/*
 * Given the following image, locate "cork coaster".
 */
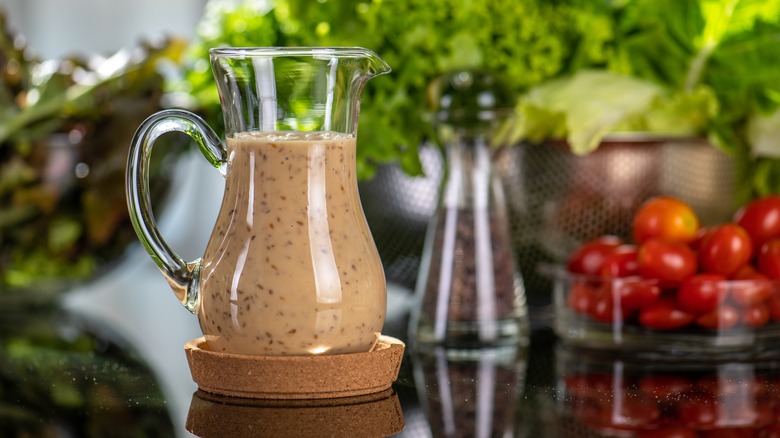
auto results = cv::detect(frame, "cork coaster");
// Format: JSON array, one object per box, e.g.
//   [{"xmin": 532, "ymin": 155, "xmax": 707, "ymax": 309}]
[
  {"xmin": 184, "ymin": 335, "xmax": 405, "ymax": 399},
  {"xmin": 186, "ymin": 388, "xmax": 405, "ymax": 437}
]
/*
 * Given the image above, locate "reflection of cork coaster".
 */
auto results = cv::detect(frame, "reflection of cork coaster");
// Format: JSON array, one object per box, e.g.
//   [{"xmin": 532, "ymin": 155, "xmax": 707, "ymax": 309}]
[
  {"xmin": 186, "ymin": 388, "xmax": 405, "ymax": 437},
  {"xmin": 184, "ymin": 335, "xmax": 405, "ymax": 399}
]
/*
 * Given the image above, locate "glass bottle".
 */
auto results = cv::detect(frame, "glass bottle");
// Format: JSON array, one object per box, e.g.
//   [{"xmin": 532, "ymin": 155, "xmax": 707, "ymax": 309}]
[{"xmin": 410, "ymin": 71, "xmax": 528, "ymax": 346}]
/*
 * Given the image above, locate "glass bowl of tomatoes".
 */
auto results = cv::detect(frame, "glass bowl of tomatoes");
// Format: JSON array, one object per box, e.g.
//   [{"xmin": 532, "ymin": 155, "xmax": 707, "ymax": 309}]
[{"xmin": 552, "ymin": 195, "xmax": 780, "ymax": 355}]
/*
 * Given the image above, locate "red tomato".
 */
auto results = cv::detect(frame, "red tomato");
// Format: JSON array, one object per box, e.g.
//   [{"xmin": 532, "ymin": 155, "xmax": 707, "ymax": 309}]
[
  {"xmin": 757, "ymin": 238, "xmax": 780, "ymax": 280},
  {"xmin": 769, "ymin": 294, "xmax": 780, "ymax": 320},
  {"xmin": 637, "ymin": 429, "xmax": 697, "ymax": 438},
  {"xmin": 734, "ymin": 195, "xmax": 780, "ymax": 251},
  {"xmin": 590, "ymin": 288, "xmax": 620, "ymax": 323},
  {"xmin": 729, "ymin": 267, "xmax": 773, "ymax": 306},
  {"xmin": 639, "ymin": 298, "xmax": 696, "ymax": 330},
  {"xmin": 637, "ymin": 239, "xmax": 698, "ymax": 286},
  {"xmin": 742, "ymin": 303, "xmax": 770, "ymax": 328},
  {"xmin": 568, "ymin": 281, "xmax": 597, "ymax": 314},
  {"xmin": 633, "ymin": 196, "xmax": 700, "ymax": 244},
  {"xmin": 677, "ymin": 274, "xmax": 728, "ymax": 314},
  {"xmin": 567, "ymin": 236, "xmax": 623, "ymax": 276},
  {"xmin": 600, "ymin": 245, "xmax": 639, "ymax": 278},
  {"xmin": 698, "ymin": 223, "xmax": 753, "ymax": 276},
  {"xmin": 696, "ymin": 304, "xmax": 739, "ymax": 330},
  {"xmin": 610, "ymin": 277, "xmax": 661, "ymax": 313}
]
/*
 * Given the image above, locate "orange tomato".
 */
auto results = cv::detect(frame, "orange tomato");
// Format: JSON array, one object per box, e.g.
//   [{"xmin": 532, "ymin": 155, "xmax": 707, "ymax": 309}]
[{"xmin": 633, "ymin": 196, "xmax": 700, "ymax": 244}]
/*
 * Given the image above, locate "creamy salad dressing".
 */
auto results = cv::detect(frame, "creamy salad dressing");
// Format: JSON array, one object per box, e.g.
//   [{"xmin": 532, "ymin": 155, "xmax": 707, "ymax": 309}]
[{"xmin": 197, "ymin": 131, "xmax": 386, "ymax": 356}]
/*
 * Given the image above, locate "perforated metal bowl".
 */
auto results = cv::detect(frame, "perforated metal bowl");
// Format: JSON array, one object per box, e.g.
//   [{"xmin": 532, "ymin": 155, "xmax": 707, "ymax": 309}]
[{"xmin": 359, "ymin": 136, "xmax": 737, "ymax": 307}]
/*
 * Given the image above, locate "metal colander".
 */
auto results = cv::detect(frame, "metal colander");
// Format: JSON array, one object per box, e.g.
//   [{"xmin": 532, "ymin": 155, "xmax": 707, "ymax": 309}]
[{"xmin": 359, "ymin": 137, "xmax": 736, "ymax": 306}]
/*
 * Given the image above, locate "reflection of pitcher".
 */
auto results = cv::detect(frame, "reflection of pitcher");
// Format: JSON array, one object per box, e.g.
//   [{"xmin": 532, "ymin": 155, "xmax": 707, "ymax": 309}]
[{"xmin": 126, "ymin": 48, "xmax": 391, "ymax": 356}]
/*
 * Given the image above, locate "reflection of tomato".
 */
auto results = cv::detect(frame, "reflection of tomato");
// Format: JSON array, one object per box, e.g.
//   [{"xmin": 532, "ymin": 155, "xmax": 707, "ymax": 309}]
[
  {"xmin": 638, "ymin": 375, "xmax": 693, "ymax": 401},
  {"xmin": 734, "ymin": 195, "xmax": 780, "ymax": 251},
  {"xmin": 596, "ymin": 394, "xmax": 660, "ymax": 428},
  {"xmin": 696, "ymin": 304, "xmax": 739, "ymax": 330},
  {"xmin": 698, "ymin": 224, "xmax": 753, "ymax": 276},
  {"xmin": 758, "ymin": 238, "xmax": 780, "ymax": 280},
  {"xmin": 600, "ymin": 245, "xmax": 639, "ymax": 278},
  {"xmin": 677, "ymin": 396, "xmax": 718, "ymax": 428},
  {"xmin": 638, "ymin": 239, "xmax": 697, "ymax": 286},
  {"xmin": 637, "ymin": 429, "xmax": 696, "ymax": 438},
  {"xmin": 633, "ymin": 196, "xmax": 700, "ymax": 244},
  {"xmin": 677, "ymin": 274, "xmax": 728, "ymax": 314},
  {"xmin": 567, "ymin": 236, "xmax": 623, "ymax": 275},
  {"xmin": 639, "ymin": 298, "xmax": 696, "ymax": 330},
  {"xmin": 730, "ymin": 266, "xmax": 773, "ymax": 306}
]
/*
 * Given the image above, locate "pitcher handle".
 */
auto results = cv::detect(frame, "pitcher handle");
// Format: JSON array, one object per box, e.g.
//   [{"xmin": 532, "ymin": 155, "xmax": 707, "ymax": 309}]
[{"xmin": 126, "ymin": 109, "xmax": 227, "ymax": 313}]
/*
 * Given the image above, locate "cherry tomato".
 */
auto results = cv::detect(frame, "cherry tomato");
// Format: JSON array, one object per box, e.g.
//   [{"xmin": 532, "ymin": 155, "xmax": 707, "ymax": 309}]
[
  {"xmin": 567, "ymin": 236, "xmax": 623, "ymax": 276},
  {"xmin": 677, "ymin": 274, "xmax": 728, "ymax": 314},
  {"xmin": 633, "ymin": 196, "xmax": 700, "ymax": 244},
  {"xmin": 637, "ymin": 429, "xmax": 696, "ymax": 438},
  {"xmin": 568, "ymin": 281, "xmax": 597, "ymax": 314},
  {"xmin": 639, "ymin": 298, "xmax": 696, "ymax": 330},
  {"xmin": 637, "ymin": 239, "xmax": 697, "ymax": 286},
  {"xmin": 729, "ymin": 266, "xmax": 773, "ymax": 306},
  {"xmin": 757, "ymin": 238, "xmax": 780, "ymax": 280},
  {"xmin": 696, "ymin": 304, "xmax": 739, "ymax": 330},
  {"xmin": 590, "ymin": 287, "xmax": 620, "ymax": 323},
  {"xmin": 698, "ymin": 223, "xmax": 753, "ymax": 277},
  {"xmin": 769, "ymin": 294, "xmax": 780, "ymax": 320},
  {"xmin": 741, "ymin": 303, "xmax": 770, "ymax": 328},
  {"xmin": 600, "ymin": 245, "xmax": 639, "ymax": 278},
  {"xmin": 734, "ymin": 195, "xmax": 780, "ymax": 251},
  {"xmin": 610, "ymin": 277, "xmax": 661, "ymax": 313}
]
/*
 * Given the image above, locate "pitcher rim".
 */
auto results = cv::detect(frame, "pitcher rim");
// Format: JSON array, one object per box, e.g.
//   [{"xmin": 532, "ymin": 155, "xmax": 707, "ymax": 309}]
[{"xmin": 210, "ymin": 46, "xmax": 381, "ymax": 60}]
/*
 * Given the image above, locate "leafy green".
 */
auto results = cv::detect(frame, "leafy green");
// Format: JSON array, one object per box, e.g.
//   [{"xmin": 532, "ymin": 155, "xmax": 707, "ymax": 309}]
[
  {"xmin": 0, "ymin": 13, "xmax": 187, "ymax": 291},
  {"xmin": 501, "ymin": 0, "xmax": 780, "ymax": 196},
  {"xmin": 178, "ymin": 0, "xmax": 615, "ymax": 178}
]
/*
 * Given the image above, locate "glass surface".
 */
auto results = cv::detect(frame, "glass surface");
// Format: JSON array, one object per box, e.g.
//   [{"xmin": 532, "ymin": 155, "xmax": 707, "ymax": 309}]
[
  {"xmin": 0, "ymin": 296, "xmax": 174, "ymax": 436},
  {"xmin": 8, "ymin": 296, "xmax": 780, "ymax": 437}
]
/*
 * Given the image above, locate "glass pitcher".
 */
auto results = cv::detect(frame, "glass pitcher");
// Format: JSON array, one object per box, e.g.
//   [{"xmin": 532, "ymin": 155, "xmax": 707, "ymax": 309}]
[{"xmin": 126, "ymin": 47, "xmax": 391, "ymax": 356}]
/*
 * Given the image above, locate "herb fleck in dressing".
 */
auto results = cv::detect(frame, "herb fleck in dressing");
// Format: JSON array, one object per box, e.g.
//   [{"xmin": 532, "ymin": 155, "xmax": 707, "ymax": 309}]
[{"xmin": 198, "ymin": 132, "xmax": 386, "ymax": 356}]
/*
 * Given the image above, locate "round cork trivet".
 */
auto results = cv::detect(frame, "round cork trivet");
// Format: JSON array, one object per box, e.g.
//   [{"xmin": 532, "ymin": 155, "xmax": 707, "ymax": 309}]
[
  {"xmin": 184, "ymin": 335, "xmax": 405, "ymax": 399},
  {"xmin": 185, "ymin": 388, "xmax": 405, "ymax": 437}
]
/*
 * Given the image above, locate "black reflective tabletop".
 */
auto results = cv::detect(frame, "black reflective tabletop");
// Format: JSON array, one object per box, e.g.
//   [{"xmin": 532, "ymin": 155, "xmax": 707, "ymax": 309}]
[{"xmin": 5, "ymin": 298, "xmax": 780, "ymax": 438}]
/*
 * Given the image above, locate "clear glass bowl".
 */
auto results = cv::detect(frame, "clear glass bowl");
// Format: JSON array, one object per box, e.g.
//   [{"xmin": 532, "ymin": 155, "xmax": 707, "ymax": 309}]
[{"xmin": 551, "ymin": 267, "xmax": 780, "ymax": 356}]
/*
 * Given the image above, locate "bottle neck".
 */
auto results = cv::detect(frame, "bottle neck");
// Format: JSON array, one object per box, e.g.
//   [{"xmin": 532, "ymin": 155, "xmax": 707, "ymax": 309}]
[{"xmin": 439, "ymin": 131, "xmax": 501, "ymax": 211}]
